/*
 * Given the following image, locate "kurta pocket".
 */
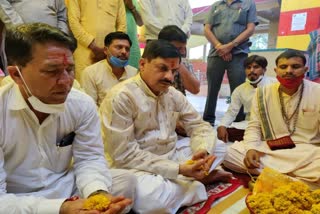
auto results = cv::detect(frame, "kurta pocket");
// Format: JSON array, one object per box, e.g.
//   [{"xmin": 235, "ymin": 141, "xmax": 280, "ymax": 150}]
[
  {"xmin": 210, "ymin": 9, "xmax": 222, "ymax": 27},
  {"xmin": 234, "ymin": 9, "xmax": 247, "ymax": 25}
]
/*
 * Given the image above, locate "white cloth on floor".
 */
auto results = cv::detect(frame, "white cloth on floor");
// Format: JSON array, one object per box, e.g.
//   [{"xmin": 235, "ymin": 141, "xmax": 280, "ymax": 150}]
[{"xmin": 133, "ymin": 139, "xmax": 226, "ymax": 214}]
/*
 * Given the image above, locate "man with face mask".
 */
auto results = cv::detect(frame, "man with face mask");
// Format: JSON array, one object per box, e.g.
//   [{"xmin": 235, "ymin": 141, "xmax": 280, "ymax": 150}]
[
  {"xmin": 81, "ymin": 32, "xmax": 138, "ymax": 106},
  {"xmin": 223, "ymin": 49, "xmax": 320, "ymax": 186},
  {"xmin": 100, "ymin": 40, "xmax": 232, "ymax": 213},
  {"xmin": 0, "ymin": 23, "xmax": 135, "ymax": 213},
  {"xmin": 217, "ymin": 55, "xmax": 276, "ymax": 143}
]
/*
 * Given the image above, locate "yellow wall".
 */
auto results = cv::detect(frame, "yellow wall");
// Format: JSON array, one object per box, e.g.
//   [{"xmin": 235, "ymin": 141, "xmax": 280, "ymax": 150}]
[
  {"xmin": 277, "ymin": 0, "xmax": 319, "ymax": 50},
  {"xmin": 281, "ymin": 0, "xmax": 320, "ymax": 12},
  {"xmin": 277, "ymin": 35, "xmax": 311, "ymax": 51}
]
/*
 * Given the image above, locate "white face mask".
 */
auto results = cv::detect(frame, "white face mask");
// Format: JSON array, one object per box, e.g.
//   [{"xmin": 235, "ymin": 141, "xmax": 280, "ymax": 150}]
[
  {"xmin": 246, "ymin": 75, "xmax": 264, "ymax": 85},
  {"xmin": 16, "ymin": 66, "xmax": 65, "ymax": 114}
]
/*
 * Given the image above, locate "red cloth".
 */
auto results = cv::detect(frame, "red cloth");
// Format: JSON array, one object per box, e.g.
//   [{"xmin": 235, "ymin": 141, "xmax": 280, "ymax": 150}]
[{"xmin": 178, "ymin": 179, "xmax": 242, "ymax": 214}]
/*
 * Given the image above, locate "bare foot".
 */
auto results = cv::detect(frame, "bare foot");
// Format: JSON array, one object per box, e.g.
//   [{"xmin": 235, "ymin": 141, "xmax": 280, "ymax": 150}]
[{"xmin": 198, "ymin": 169, "xmax": 233, "ymax": 185}]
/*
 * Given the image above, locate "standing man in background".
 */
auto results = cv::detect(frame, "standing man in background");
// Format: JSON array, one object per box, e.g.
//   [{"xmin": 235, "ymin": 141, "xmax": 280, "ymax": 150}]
[
  {"xmin": 138, "ymin": 0, "xmax": 193, "ymax": 42},
  {"xmin": 67, "ymin": 0, "xmax": 126, "ymax": 81},
  {"xmin": 0, "ymin": 0, "xmax": 70, "ymax": 75},
  {"xmin": 203, "ymin": 0, "xmax": 258, "ymax": 126},
  {"xmin": 124, "ymin": 0, "xmax": 143, "ymax": 69},
  {"xmin": 0, "ymin": 0, "xmax": 69, "ymax": 34}
]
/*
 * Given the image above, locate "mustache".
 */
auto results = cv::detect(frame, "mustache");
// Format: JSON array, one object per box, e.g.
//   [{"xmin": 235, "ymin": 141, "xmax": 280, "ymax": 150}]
[
  {"xmin": 160, "ymin": 79, "xmax": 173, "ymax": 85},
  {"xmin": 119, "ymin": 56, "xmax": 128, "ymax": 60},
  {"xmin": 282, "ymin": 73, "xmax": 295, "ymax": 78},
  {"xmin": 248, "ymin": 72, "xmax": 257, "ymax": 77}
]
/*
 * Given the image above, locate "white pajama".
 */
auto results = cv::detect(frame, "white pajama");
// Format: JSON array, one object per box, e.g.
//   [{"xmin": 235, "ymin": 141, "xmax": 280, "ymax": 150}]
[{"xmin": 133, "ymin": 139, "xmax": 226, "ymax": 214}]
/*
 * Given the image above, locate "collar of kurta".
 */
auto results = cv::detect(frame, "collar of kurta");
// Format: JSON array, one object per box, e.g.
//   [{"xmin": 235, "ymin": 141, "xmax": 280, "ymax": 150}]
[
  {"xmin": 248, "ymin": 76, "xmax": 266, "ymax": 88},
  {"xmin": 136, "ymin": 73, "xmax": 167, "ymax": 99},
  {"xmin": 104, "ymin": 59, "xmax": 128, "ymax": 80},
  {"xmin": 222, "ymin": 0, "xmax": 243, "ymax": 5},
  {"xmin": 7, "ymin": 83, "xmax": 30, "ymax": 111}
]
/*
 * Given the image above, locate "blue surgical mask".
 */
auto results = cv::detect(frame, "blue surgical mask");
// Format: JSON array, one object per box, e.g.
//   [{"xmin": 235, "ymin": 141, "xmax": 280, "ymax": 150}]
[{"xmin": 109, "ymin": 55, "xmax": 129, "ymax": 67}]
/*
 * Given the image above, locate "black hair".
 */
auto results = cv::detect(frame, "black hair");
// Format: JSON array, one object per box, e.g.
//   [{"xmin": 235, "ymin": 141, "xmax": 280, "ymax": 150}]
[
  {"xmin": 158, "ymin": 25, "xmax": 187, "ymax": 43},
  {"xmin": 275, "ymin": 49, "xmax": 306, "ymax": 66},
  {"xmin": 104, "ymin": 31, "xmax": 132, "ymax": 47},
  {"xmin": 244, "ymin": 55, "xmax": 268, "ymax": 69},
  {"xmin": 5, "ymin": 23, "xmax": 76, "ymax": 66},
  {"xmin": 142, "ymin": 40, "xmax": 181, "ymax": 63}
]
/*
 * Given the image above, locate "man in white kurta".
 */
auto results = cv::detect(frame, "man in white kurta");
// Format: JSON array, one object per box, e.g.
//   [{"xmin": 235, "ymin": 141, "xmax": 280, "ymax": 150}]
[
  {"xmin": 217, "ymin": 55, "xmax": 276, "ymax": 142},
  {"xmin": 82, "ymin": 60, "xmax": 137, "ymax": 106},
  {"xmin": 81, "ymin": 32, "xmax": 137, "ymax": 106},
  {"xmin": 0, "ymin": 23, "xmax": 134, "ymax": 213},
  {"xmin": 138, "ymin": 0, "xmax": 193, "ymax": 41},
  {"xmin": 219, "ymin": 76, "xmax": 275, "ymax": 128},
  {"xmin": 224, "ymin": 49, "xmax": 320, "ymax": 185},
  {"xmin": 100, "ymin": 40, "xmax": 229, "ymax": 213}
]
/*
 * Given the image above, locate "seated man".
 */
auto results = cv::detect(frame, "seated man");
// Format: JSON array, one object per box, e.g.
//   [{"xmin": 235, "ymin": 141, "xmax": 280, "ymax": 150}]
[
  {"xmin": 81, "ymin": 32, "xmax": 138, "ymax": 106},
  {"xmin": 224, "ymin": 49, "xmax": 320, "ymax": 185},
  {"xmin": 158, "ymin": 25, "xmax": 200, "ymax": 95},
  {"xmin": 0, "ymin": 23, "xmax": 135, "ymax": 213},
  {"xmin": 100, "ymin": 40, "xmax": 232, "ymax": 213},
  {"xmin": 217, "ymin": 55, "xmax": 276, "ymax": 142}
]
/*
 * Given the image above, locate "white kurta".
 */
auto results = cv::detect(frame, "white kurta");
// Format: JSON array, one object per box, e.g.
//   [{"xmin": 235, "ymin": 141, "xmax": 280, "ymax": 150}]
[
  {"xmin": 0, "ymin": 83, "xmax": 134, "ymax": 213},
  {"xmin": 81, "ymin": 60, "xmax": 137, "ymax": 106},
  {"xmin": 100, "ymin": 74, "xmax": 226, "ymax": 213},
  {"xmin": 224, "ymin": 80, "xmax": 320, "ymax": 183},
  {"xmin": 220, "ymin": 76, "xmax": 276, "ymax": 128},
  {"xmin": 137, "ymin": 0, "xmax": 193, "ymax": 40}
]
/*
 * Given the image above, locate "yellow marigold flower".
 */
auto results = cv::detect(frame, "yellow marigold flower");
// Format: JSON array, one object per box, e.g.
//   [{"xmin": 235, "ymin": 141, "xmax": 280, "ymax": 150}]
[
  {"xmin": 247, "ymin": 193, "xmax": 275, "ymax": 212},
  {"xmin": 185, "ymin": 159, "xmax": 209, "ymax": 176},
  {"xmin": 311, "ymin": 203, "xmax": 320, "ymax": 214},
  {"xmin": 247, "ymin": 179, "xmax": 319, "ymax": 213},
  {"xmin": 83, "ymin": 194, "xmax": 111, "ymax": 211},
  {"xmin": 185, "ymin": 159, "xmax": 195, "ymax": 165},
  {"xmin": 288, "ymin": 182, "xmax": 310, "ymax": 194},
  {"xmin": 311, "ymin": 189, "xmax": 320, "ymax": 203}
]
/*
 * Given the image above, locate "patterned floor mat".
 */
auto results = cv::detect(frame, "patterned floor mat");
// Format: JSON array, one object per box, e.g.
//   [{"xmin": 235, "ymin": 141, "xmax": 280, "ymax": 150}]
[{"xmin": 178, "ymin": 178, "xmax": 243, "ymax": 214}]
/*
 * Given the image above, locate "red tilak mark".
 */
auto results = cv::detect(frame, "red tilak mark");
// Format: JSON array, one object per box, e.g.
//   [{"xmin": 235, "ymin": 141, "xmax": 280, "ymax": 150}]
[{"xmin": 63, "ymin": 54, "xmax": 68, "ymax": 65}]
